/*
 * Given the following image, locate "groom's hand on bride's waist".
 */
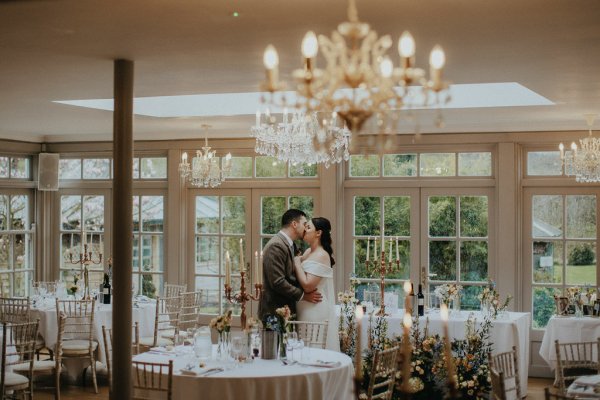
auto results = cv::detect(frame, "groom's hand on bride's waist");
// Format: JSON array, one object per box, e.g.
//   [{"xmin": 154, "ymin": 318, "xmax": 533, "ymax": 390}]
[{"xmin": 303, "ymin": 289, "xmax": 322, "ymax": 303}]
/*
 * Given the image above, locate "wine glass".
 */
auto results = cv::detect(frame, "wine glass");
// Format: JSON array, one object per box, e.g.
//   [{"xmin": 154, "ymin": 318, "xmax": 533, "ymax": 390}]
[{"xmin": 286, "ymin": 331, "xmax": 298, "ymax": 362}]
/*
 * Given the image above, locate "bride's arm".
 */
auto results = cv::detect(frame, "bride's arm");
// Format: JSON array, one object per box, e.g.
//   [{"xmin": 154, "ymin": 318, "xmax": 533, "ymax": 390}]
[{"xmin": 294, "ymin": 256, "xmax": 321, "ymax": 292}]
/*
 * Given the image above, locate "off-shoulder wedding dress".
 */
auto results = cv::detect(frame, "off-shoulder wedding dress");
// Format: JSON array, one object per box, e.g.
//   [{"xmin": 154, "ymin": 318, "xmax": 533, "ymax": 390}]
[{"xmin": 296, "ymin": 260, "xmax": 340, "ymax": 351}]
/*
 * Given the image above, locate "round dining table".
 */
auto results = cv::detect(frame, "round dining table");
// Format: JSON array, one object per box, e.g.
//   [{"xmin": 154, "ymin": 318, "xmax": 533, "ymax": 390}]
[{"xmin": 133, "ymin": 345, "xmax": 355, "ymax": 400}]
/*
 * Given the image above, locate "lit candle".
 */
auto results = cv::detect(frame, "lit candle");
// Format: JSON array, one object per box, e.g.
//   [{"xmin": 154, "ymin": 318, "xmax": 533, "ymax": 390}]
[
  {"xmin": 355, "ymin": 305, "xmax": 364, "ymax": 381},
  {"xmin": 182, "ymin": 152, "xmax": 188, "ymax": 163},
  {"xmin": 239, "ymin": 238, "xmax": 245, "ymax": 272},
  {"xmin": 254, "ymin": 250, "xmax": 259, "ymax": 284},
  {"xmin": 259, "ymin": 250, "xmax": 264, "ymax": 285},
  {"xmin": 389, "ymin": 239, "xmax": 393, "ymax": 263},
  {"xmin": 373, "ymin": 238, "xmax": 378, "ymax": 261},
  {"xmin": 404, "ymin": 280, "xmax": 412, "ymax": 315},
  {"xmin": 366, "ymin": 237, "xmax": 370, "ymax": 262},
  {"xmin": 396, "ymin": 237, "xmax": 400, "ymax": 261},
  {"xmin": 440, "ymin": 303, "xmax": 457, "ymax": 394},
  {"xmin": 225, "ymin": 251, "xmax": 231, "ymax": 286},
  {"xmin": 559, "ymin": 143, "xmax": 565, "ymax": 160},
  {"xmin": 429, "ymin": 45, "xmax": 445, "ymax": 88},
  {"xmin": 401, "ymin": 313, "xmax": 413, "ymax": 394},
  {"xmin": 256, "ymin": 110, "xmax": 261, "ymax": 128}
]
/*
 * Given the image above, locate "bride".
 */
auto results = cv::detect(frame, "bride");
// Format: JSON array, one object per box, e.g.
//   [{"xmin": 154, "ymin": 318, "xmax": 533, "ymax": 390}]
[{"xmin": 293, "ymin": 217, "xmax": 340, "ymax": 352}]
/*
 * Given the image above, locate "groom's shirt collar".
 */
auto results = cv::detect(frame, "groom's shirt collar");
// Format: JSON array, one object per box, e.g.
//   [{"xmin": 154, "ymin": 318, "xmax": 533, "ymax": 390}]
[{"xmin": 278, "ymin": 230, "xmax": 294, "ymax": 248}]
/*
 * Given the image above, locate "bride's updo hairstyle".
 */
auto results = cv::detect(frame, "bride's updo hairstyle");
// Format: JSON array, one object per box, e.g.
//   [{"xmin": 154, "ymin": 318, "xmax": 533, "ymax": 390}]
[{"xmin": 312, "ymin": 217, "xmax": 335, "ymax": 267}]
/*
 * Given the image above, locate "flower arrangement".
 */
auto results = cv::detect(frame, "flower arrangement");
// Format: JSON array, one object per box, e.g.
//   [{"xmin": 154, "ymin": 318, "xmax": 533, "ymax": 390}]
[
  {"xmin": 338, "ymin": 289, "xmax": 359, "ymax": 358},
  {"xmin": 478, "ymin": 280, "xmax": 512, "ymax": 319},
  {"xmin": 434, "ymin": 283, "xmax": 463, "ymax": 306},
  {"xmin": 263, "ymin": 305, "xmax": 292, "ymax": 334},
  {"xmin": 243, "ymin": 316, "xmax": 260, "ymax": 334},
  {"xmin": 209, "ymin": 309, "xmax": 233, "ymax": 333},
  {"xmin": 67, "ymin": 273, "xmax": 80, "ymax": 295}
]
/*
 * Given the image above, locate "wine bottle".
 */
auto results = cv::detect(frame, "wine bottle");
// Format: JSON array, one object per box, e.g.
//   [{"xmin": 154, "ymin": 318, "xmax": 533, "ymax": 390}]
[
  {"xmin": 103, "ymin": 273, "xmax": 111, "ymax": 305},
  {"xmin": 410, "ymin": 283, "xmax": 415, "ymax": 315},
  {"xmin": 417, "ymin": 284, "xmax": 425, "ymax": 316}
]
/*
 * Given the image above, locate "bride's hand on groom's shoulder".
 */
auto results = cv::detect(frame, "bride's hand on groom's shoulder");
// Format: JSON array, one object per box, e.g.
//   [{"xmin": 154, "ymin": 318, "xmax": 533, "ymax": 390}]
[{"xmin": 300, "ymin": 248, "xmax": 311, "ymax": 261}]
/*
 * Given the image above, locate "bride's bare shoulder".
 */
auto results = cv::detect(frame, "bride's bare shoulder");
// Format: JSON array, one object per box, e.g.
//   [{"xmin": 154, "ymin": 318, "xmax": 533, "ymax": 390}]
[{"xmin": 306, "ymin": 248, "xmax": 330, "ymax": 267}]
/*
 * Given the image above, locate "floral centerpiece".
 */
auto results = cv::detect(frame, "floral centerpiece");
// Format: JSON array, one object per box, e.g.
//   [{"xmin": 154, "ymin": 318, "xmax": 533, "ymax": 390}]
[
  {"xmin": 263, "ymin": 305, "xmax": 293, "ymax": 358},
  {"xmin": 338, "ymin": 289, "xmax": 359, "ymax": 358},
  {"xmin": 67, "ymin": 273, "xmax": 80, "ymax": 296},
  {"xmin": 434, "ymin": 283, "xmax": 462, "ymax": 308},
  {"xmin": 478, "ymin": 279, "xmax": 512, "ymax": 319},
  {"xmin": 209, "ymin": 309, "xmax": 232, "ymax": 358}
]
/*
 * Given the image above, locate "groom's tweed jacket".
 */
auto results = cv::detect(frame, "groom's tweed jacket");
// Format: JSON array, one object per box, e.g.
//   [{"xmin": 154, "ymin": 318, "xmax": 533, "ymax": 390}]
[{"xmin": 258, "ymin": 233, "xmax": 303, "ymax": 321}]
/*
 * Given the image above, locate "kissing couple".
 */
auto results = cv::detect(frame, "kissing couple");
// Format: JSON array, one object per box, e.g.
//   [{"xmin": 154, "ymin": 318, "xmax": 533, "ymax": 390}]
[{"xmin": 258, "ymin": 208, "xmax": 340, "ymax": 351}]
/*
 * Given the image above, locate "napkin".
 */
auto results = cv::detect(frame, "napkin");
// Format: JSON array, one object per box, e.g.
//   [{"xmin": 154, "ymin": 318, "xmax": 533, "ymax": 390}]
[
  {"xmin": 298, "ymin": 360, "xmax": 341, "ymax": 368},
  {"xmin": 574, "ymin": 375, "xmax": 600, "ymax": 386}
]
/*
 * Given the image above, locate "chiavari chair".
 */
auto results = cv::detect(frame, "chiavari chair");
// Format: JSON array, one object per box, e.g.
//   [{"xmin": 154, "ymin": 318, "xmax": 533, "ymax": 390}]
[{"xmin": 287, "ymin": 320, "xmax": 329, "ymax": 349}]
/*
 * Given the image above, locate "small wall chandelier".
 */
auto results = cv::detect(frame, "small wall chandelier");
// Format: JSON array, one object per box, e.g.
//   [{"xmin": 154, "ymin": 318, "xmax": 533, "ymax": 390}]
[
  {"xmin": 179, "ymin": 124, "xmax": 232, "ymax": 188},
  {"xmin": 559, "ymin": 114, "xmax": 600, "ymax": 183},
  {"xmin": 258, "ymin": 0, "xmax": 450, "ymax": 135},
  {"xmin": 251, "ymin": 109, "xmax": 351, "ymax": 168}
]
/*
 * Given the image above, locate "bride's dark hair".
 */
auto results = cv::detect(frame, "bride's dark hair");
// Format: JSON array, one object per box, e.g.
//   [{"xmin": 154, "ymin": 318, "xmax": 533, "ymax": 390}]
[{"xmin": 312, "ymin": 217, "xmax": 335, "ymax": 267}]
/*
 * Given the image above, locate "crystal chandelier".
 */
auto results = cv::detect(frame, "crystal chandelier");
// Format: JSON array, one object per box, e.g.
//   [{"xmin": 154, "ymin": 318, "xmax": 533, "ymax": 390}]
[
  {"xmin": 179, "ymin": 124, "xmax": 232, "ymax": 188},
  {"xmin": 559, "ymin": 114, "xmax": 600, "ymax": 183},
  {"xmin": 258, "ymin": 0, "xmax": 450, "ymax": 134},
  {"xmin": 251, "ymin": 109, "xmax": 351, "ymax": 168}
]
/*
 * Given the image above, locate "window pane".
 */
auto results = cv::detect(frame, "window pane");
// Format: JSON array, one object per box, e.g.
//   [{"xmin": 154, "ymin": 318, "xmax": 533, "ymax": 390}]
[
  {"xmin": 195, "ymin": 236, "xmax": 219, "ymax": 274},
  {"xmin": 566, "ymin": 241, "xmax": 596, "ymax": 286},
  {"xmin": 142, "ymin": 196, "xmax": 164, "ymax": 232},
  {"xmin": 429, "ymin": 240, "xmax": 456, "ymax": 280},
  {"xmin": 133, "ymin": 196, "xmax": 140, "ymax": 232},
  {"xmin": 289, "ymin": 163, "xmax": 318, "ymax": 177},
  {"xmin": 83, "ymin": 158, "xmax": 110, "ymax": 179},
  {"xmin": 566, "ymin": 195, "xmax": 596, "ymax": 239},
  {"xmin": 255, "ymin": 156, "xmax": 286, "ymax": 178},
  {"xmin": 0, "ymin": 234, "xmax": 9, "ymax": 270},
  {"xmin": 458, "ymin": 152, "xmax": 492, "ymax": 176},
  {"xmin": 61, "ymin": 195, "xmax": 81, "ymax": 230},
  {"xmin": 384, "ymin": 196, "xmax": 410, "ymax": 237},
  {"xmin": 224, "ymin": 157, "xmax": 252, "ymax": 178},
  {"xmin": 140, "ymin": 234, "xmax": 164, "ymax": 273},
  {"xmin": 140, "ymin": 157, "xmax": 167, "ymax": 179},
  {"xmin": 383, "ymin": 154, "xmax": 417, "ymax": 177},
  {"xmin": 460, "ymin": 285, "xmax": 484, "ymax": 311},
  {"xmin": 354, "ymin": 197, "xmax": 380, "ymax": 236},
  {"xmin": 13, "ymin": 234, "xmax": 27, "ymax": 269},
  {"xmin": 196, "ymin": 276, "xmax": 220, "ymax": 314},
  {"xmin": 261, "ymin": 197, "xmax": 285, "ymax": 235},
  {"xmin": 10, "ymin": 195, "xmax": 28, "ymax": 230},
  {"xmin": 60, "ymin": 233, "xmax": 82, "ymax": 269},
  {"xmin": 0, "ymin": 157, "xmax": 8, "ymax": 178},
  {"xmin": 533, "ymin": 241, "xmax": 562, "ymax": 284},
  {"xmin": 222, "ymin": 196, "xmax": 245, "ymax": 234},
  {"xmin": 349, "ymin": 155, "xmax": 380, "ymax": 177},
  {"xmin": 13, "ymin": 271, "xmax": 30, "ymax": 297},
  {"xmin": 532, "ymin": 287, "xmax": 561, "ymax": 329},
  {"xmin": 420, "ymin": 153, "xmax": 455, "ymax": 176},
  {"xmin": 532, "ymin": 195, "xmax": 563, "ymax": 238},
  {"xmin": 223, "ymin": 237, "xmax": 242, "ymax": 275},
  {"xmin": 133, "ymin": 235, "xmax": 140, "ymax": 271},
  {"xmin": 83, "ymin": 195, "xmax": 104, "ymax": 231},
  {"xmin": 133, "ymin": 158, "xmax": 140, "ymax": 179},
  {"xmin": 460, "ymin": 241, "xmax": 487, "ymax": 282},
  {"xmin": 10, "ymin": 158, "xmax": 29, "ymax": 179},
  {"xmin": 0, "ymin": 195, "xmax": 7, "ymax": 231},
  {"xmin": 59, "ymin": 159, "xmax": 81, "ymax": 179},
  {"xmin": 289, "ymin": 196, "xmax": 313, "ymax": 217},
  {"xmin": 460, "ymin": 196, "xmax": 488, "ymax": 237},
  {"xmin": 429, "ymin": 196, "xmax": 456, "ymax": 237},
  {"xmin": 354, "ymin": 239, "xmax": 369, "ymax": 277},
  {"xmin": 196, "ymin": 196, "xmax": 219, "ymax": 234},
  {"xmin": 527, "ymin": 151, "xmax": 562, "ymax": 176}
]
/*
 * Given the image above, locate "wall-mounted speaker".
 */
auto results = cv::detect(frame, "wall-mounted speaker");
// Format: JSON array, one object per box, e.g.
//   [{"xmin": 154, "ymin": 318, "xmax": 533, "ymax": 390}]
[{"xmin": 38, "ymin": 153, "xmax": 59, "ymax": 191}]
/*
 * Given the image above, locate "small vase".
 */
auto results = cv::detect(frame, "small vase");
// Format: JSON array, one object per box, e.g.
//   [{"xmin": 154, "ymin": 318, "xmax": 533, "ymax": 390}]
[
  {"xmin": 261, "ymin": 330, "xmax": 278, "ymax": 360},
  {"xmin": 217, "ymin": 331, "xmax": 231, "ymax": 360},
  {"xmin": 278, "ymin": 332, "xmax": 287, "ymax": 359}
]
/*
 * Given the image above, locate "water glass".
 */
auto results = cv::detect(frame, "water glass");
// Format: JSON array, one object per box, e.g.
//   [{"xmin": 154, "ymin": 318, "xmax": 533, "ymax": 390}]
[
  {"xmin": 286, "ymin": 332, "xmax": 298, "ymax": 361},
  {"xmin": 231, "ymin": 337, "xmax": 246, "ymax": 364}
]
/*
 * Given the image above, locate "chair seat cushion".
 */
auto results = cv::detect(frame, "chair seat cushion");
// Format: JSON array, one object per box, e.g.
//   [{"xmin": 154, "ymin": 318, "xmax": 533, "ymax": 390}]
[
  {"xmin": 62, "ymin": 339, "xmax": 98, "ymax": 354},
  {"xmin": 3, "ymin": 372, "xmax": 29, "ymax": 387},
  {"xmin": 139, "ymin": 336, "xmax": 173, "ymax": 347},
  {"xmin": 12, "ymin": 360, "xmax": 56, "ymax": 373}
]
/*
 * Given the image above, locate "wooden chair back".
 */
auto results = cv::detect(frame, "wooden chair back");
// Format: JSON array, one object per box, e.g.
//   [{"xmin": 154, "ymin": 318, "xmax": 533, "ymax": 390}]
[
  {"xmin": 0, "ymin": 297, "xmax": 30, "ymax": 323},
  {"xmin": 132, "ymin": 360, "xmax": 173, "ymax": 400},
  {"xmin": 366, "ymin": 346, "xmax": 399, "ymax": 400},
  {"xmin": 0, "ymin": 319, "xmax": 39, "ymax": 396},
  {"xmin": 489, "ymin": 366, "xmax": 507, "ymax": 400},
  {"xmin": 287, "ymin": 320, "xmax": 328, "ymax": 349},
  {"xmin": 554, "ymin": 338, "xmax": 600, "ymax": 393},
  {"xmin": 178, "ymin": 291, "xmax": 202, "ymax": 332},
  {"xmin": 55, "ymin": 298, "xmax": 95, "ymax": 343},
  {"xmin": 488, "ymin": 345, "xmax": 521, "ymax": 399},
  {"xmin": 163, "ymin": 283, "xmax": 186, "ymax": 299},
  {"xmin": 153, "ymin": 296, "xmax": 181, "ymax": 346},
  {"xmin": 544, "ymin": 387, "xmax": 577, "ymax": 399}
]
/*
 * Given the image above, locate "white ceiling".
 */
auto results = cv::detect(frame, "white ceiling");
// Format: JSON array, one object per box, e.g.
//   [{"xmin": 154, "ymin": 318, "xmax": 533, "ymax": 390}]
[{"xmin": 1, "ymin": 0, "xmax": 599, "ymax": 143}]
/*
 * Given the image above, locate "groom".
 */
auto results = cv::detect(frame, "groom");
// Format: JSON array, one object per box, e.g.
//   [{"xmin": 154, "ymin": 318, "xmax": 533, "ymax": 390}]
[{"xmin": 258, "ymin": 209, "xmax": 322, "ymax": 321}]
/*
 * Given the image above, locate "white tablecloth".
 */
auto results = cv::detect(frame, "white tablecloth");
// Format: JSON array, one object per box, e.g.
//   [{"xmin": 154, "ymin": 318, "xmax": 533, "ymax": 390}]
[
  {"xmin": 539, "ymin": 315, "xmax": 600, "ymax": 370},
  {"xmin": 347, "ymin": 308, "xmax": 530, "ymax": 397},
  {"xmin": 31, "ymin": 301, "xmax": 155, "ymax": 364},
  {"xmin": 567, "ymin": 375, "xmax": 600, "ymax": 398},
  {"xmin": 133, "ymin": 346, "xmax": 354, "ymax": 400}
]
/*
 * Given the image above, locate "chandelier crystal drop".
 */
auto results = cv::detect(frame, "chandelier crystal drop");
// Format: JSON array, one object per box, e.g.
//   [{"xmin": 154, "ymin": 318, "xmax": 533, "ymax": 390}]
[
  {"xmin": 559, "ymin": 114, "xmax": 600, "ymax": 183},
  {"xmin": 179, "ymin": 125, "xmax": 232, "ymax": 188},
  {"xmin": 251, "ymin": 110, "xmax": 351, "ymax": 168},
  {"xmin": 258, "ymin": 0, "xmax": 451, "ymax": 135}
]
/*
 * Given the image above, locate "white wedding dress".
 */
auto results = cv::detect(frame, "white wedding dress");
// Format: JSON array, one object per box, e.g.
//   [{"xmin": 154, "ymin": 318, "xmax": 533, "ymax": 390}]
[{"xmin": 296, "ymin": 260, "xmax": 340, "ymax": 352}]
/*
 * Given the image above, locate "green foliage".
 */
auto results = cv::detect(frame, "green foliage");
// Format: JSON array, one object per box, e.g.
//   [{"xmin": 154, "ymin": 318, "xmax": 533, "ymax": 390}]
[
  {"xmin": 568, "ymin": 243, "xmax": 595, "ymax": 266},
  {"xmin": 142, "ymin": 264, "xmax": 157, "ymax": 299},
  {"xmin": 350, "ymin": 155, "xmax": 380, "ymax": 177},
  {"xmin": 429, "ymin": 196, "xmax": 456, "ymax": 237},
  {"xmin": 533, "ymin": 287, "xmax": 558, "ymax": 329}
]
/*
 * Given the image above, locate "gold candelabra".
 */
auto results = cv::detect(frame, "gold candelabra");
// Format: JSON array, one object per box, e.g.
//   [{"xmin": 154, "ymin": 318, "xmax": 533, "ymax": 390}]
[
  {"xmin": 224, "ymin": 262, "xmax": 262, "ymax": 330},
  {"xmin": 66, "ymin": 243, "xmax": 103, "ymax": 300},
  {"xmin": 365, "ymin": 250, "xmax": 398, "ymax": 316}
]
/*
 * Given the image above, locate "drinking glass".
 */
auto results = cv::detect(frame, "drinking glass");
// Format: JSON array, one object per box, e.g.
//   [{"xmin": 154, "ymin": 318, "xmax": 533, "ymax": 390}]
[
  {"xmin": 286, "ymin": 331, "xmax": 298, "ymax": 361},
  {"xmin": 296, "ymin": 339, "xmax": 306, "ymax": 361},
  {"xmin": 230, "ymin": 337, "xmax": 246, "ymax": 364}
]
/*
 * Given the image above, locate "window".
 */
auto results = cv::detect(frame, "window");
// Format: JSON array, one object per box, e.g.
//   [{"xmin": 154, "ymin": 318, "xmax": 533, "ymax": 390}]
[
  {"xmin": 0, "ymin": 194, "xmax": 33, "ymax": 296},
  {"xmin": 527, "ymin": 151, "xmax": 563, "ymax": 176},
  {"xmin": 260, "ymin": 195, "xmax": 314, "ymax": 250},
  {"xmin": 529, "ymin": 193, "xmax": 597, "ymax": 329},
  {"xmin": 60, "ymin": 156, "xmax": 167, "ymax": 180},
  {"xmin": 133, "ymin": 195, "xmax": 165, "ymax": 298},
  {"xmin": 255, "ymin": 156, "xmax": 318, "ymax": 178},
  {"xmin": 195, "ymin": 195, "xmax": 247, "ymax": 315},
  {"xmin": 59, "ymin": 195, "xmax": 105, "ymax": 283},
  {"xmin": 427, "ymin": 194, "xmax": 490, "ymax": 310},
  {"xmin": 0, "ymin": 156, "xmax": 31, "ymax": 179}
]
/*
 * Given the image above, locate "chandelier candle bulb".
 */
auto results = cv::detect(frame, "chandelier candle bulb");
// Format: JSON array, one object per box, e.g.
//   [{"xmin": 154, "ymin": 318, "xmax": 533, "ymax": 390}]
[
  {"xmin": 239, "ymin": 239, "xmax": 245, "ymax": 272},
  {"xmin": 263, "ymin": 45, "xmax": 279, "ymax": 88},
  {"xmin": 429, "ymin": 45, "xmax": 446, "ymax": 88},
  {"xmin": 225, "ymin": 251, "xmax": 231, "ymax": 287},
  {"xmin": 380, "ymin": 57, "xmax": 394, "ymax": 78},
  {"xmin": 398, "ymin": 31, "xmax": 416, "ymax": 67}
]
